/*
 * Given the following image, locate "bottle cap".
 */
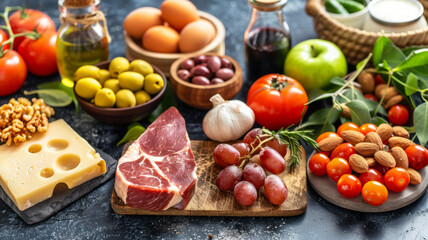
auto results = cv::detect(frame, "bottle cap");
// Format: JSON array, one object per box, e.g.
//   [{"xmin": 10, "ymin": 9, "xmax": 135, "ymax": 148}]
[
  {"xmin": 64, "ymin": 0, "xmax": 94, "ymax": 7},
  {"xmin": 249, "ymin": 0, "xmax": 287, "ymax": 11}
]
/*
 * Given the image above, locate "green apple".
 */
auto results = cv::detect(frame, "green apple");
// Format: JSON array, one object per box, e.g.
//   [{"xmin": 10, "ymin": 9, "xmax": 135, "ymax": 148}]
[{"xmin": 284, "ymin": 39, "xmax": 347, "ymax": 91}]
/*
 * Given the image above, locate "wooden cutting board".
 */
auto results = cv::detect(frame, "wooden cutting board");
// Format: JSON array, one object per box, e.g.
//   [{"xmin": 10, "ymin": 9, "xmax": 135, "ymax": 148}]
[{"xmin": 111, "ymin": 140, "xmax": 307, "ymax": 216}]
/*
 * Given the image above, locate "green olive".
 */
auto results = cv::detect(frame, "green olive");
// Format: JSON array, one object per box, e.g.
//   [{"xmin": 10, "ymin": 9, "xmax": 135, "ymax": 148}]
[
  {"xmin": 94, "ymin": 88, "xmax": 116, "ymax": 108},
  {"xmin": 103, "ymin": 79, "xmax": 121, "ymax": 93},
  {"xmin": 144, "ymin": 73, "xmax": 164, "ymax": 95},
  {"xmin": 129, "ymin": 59, "xmax": 154, "ymax": 77},
  {"xmin": 118, "ymin": 71, "xmax": 144, "ymax": 91},
  {"xmin": 109, "ymin": 57, "xmax": 130, "ymax": 78},
  {"xmin": 98, "ymin": 69, "xmax": 111, "ymax": 85},
  {"xmin": 75, "ymin": 77, "xmax": 102, "ymax": 100},
  {"xmin": 135, "ymin": 90, "xmax": 151, "ymax": 105},
  {"xmin": 116, "ymin": 89, "xmax": 136, "ymax": 108},
  {"xmin": 74, "ymin": 65, "xmax": 100, "ymax": 81}
]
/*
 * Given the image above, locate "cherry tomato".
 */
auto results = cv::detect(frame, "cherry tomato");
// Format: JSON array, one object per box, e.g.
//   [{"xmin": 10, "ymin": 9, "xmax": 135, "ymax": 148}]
[
  {"xmin": 247, "ymin": 74, "xmax": 308, "ymax": 130},
  {"xmin": 359, "ymin": 123, "xmax": 377, "ymax": 135},
  {"xmin": 0, "ymin": 50, "xmax": 27, "ymax": 96},
  {"xmin": 337, "ymin": 174, "xmax": 362, "ymax": 198},
  {"xmin": 364, "ymin": 94, "xmax": 378, "ymax": 102},
  {"xmin": 330, "ymin": 143, "xmax": 355, "ymax": 161},
  {"xmin": 374, "ymin": 74, "xmax": 385, "ymax": 85},
  {"xmin": 9, "ymin": 9, "xmax": 56, "ymax": 49},
  {"xmin": 359, "ymin": 168, "xmax": 384, "ymax": 186},
  {"xmin": 384, "ymin": 167, "xmax": 410, "ymax": 192},
  {"xmin": 405, "ymin": 145, "xmax": 428, "ymax": 170},
  {"xmin": 337, "ymin": 122, "xmax": 359, "ymax": 137},
  {"xmin": 308, "ymin": 153, "xmax": 330, "ymax": 176},
  {"xmin": 326, "ymin": 157, "xmax": 352, "ymax": 182},
  {"xmin": 362, "ymin": 181, "xmax": 388, "ymax": 206},
  {"xmin": 18, "ymin": 32, "xmax": 57, "ymax": 76},
  {"xmin": 388, "ymin": 105, "xmax": 409, "ymax": 126},
  {"xmin": 372, "ymin": 163, "xmax": 389, "ymax": 176},
  {"xmin": 0, "ymin": 30, "xmax": 9, "ymax": 50},
  {"xmin": 316, "ymin": 132, "xmax": 340, "ymax": 143}
]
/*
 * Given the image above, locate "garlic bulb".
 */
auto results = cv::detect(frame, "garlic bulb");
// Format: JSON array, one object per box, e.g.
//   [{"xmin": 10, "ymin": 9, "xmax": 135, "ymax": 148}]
[{"xmin": 203, "ymin": 94, "xmax": 255, "ymax": 142}]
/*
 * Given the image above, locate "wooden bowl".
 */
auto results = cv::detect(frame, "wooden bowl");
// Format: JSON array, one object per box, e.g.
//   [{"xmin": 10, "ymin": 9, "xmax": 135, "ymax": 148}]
[
  {"xmin": 74, "ymin": 60, "xmax": 167, "ymax": 124},
  {"xmin": 169, "ymin": 53, "xmax": 243, "ymax": 110},
  {"xmin": 124, "ymin": 11, "xmax": 226, "ymax": 76}
]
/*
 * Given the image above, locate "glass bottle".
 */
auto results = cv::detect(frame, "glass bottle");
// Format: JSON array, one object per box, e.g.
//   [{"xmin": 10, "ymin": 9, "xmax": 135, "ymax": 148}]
[
  {"xmin": 244, "ymin": 0, "xmax": 291, "ymax": 83},
  {"xmin": 56, "ymin": 0, "xmax": 110, "ymax": 87}
]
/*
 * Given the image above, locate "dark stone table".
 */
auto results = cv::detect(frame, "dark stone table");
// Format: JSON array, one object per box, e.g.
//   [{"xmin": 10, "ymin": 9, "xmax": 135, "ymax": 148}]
[{"xmin": 0, "ymin": 0, "xmax": 427, "ymax": 239}]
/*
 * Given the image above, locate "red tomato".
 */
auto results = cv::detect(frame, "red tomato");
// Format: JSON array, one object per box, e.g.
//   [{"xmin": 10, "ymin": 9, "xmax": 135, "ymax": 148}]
[
  {"xmin": 359, "ymin": 123, "xmax": 377, "ymax": 135},
  {"xmin": 316, "ymin": 132, "xmax": 340, "ymax": 143},
  {"xmin": 362, "ymin": 181, "xmax": 388, "ymax": 206},
  {"xmin": 0, "ymin": 30, "xmax": 9, "ymax": 50},
  {"xmin": 374, "ymin": 74, "xmax": 385, "ymax": 85},
  {"xmin": 359, "ymin": 168, "xmax": 384, "ymax": 186},
  {"xmin": 247, "ymin": 74, "xmax": 308, "ymax": 130},
  {"xmin": 18, "ymin": 32, "xmax": 57, "ymax": 76},
  {"xmin": 308, "ymin": 153, "xmax": 330, "ymax": 176},
  {"xmin": 372, "ymin": 163, "xmax": 389, "ymax": 176},
  {"xmin": 405, "ymin": 145, "xmax": 428, "ymax": 170},
  {"xmin": 9, "ymin": 9, "xmax": 56, "ymax": 49},
  {"xmin": 0, "ymin": 50, "xmax": 27, "ymax": 96},
  {"xmin": 337, "ymin": 122, "xmax": 359, "ymax": 137},
  {"xmin": 388, "ymin": 105, "xmax": 409, "ymax": 126},
  {"xmin": 337, "ymin": 174, "xmax": 362, "ymax": 198},
  {"xmin": 326, "ymin": 157, "xmax": 352, "ymax": 182},
  {"xmin": 330, "ymin": 143, "xmax": 355, "ymax": 161},
  {"xmin": 364, "ymin": 94, "xmax": 378, "ymax": 102},
  {"xmin": 384, "ymin": 167, "xmax": 410, "ymax": 192}
]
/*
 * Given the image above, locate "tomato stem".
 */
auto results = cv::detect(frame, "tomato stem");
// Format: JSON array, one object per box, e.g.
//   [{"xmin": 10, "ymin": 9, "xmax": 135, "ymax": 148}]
[{"xmin": 270, "ymin": 75, "xmax": 290, "ymax": 92}]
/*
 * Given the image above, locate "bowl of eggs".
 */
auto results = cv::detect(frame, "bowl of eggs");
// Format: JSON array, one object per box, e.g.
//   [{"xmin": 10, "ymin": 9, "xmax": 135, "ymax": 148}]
[
  {"xmin": 170, "ymin": 53, "xmax": 243, "ymax": 110},
  {"xmin": 73, "ymin": 57, "xmax": 167, "ymax": 124},
  {"xmin": 123, "ymin": 0, "xmax": 226, "ymax": 76}
]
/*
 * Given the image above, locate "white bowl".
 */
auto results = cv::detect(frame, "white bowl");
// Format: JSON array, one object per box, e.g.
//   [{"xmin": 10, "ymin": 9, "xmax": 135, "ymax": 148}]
[{"xmin": 326, "ymin": 2, "xmax": 369, "ymax": 29}]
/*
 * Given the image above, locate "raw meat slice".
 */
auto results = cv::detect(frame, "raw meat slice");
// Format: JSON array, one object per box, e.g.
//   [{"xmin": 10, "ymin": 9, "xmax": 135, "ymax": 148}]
[{"xmin": 114, "ymin": 107, "xmax": 197, "ymax": 210}]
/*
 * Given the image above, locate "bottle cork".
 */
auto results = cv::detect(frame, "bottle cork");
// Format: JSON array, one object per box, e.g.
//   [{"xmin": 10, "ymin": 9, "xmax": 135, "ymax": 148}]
[{"xmin": 64, "ymin": 0, "xmax": 94, "ymax": 7}]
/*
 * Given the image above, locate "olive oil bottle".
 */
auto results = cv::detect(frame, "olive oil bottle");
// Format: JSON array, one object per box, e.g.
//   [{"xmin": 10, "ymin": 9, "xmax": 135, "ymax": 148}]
[{"xmin": 57, "ymin": 0, "xmax": 109, "ymax": 87}]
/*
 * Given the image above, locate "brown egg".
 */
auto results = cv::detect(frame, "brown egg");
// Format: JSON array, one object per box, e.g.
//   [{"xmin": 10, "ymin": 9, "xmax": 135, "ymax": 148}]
[
  {"xmin": 142, "ymin": 25, "xmax": 180, "ymax": 53},
  {"xmin": 161, "ymin": 0, "xmax": 199, "ymax": 31},
  {"xmin": 179, "ymin": 19, "xmax": 216, "ymax": 53},
  {"xmin": 123, "ymin": 7, "xmax": 163, "ymax": 39}
]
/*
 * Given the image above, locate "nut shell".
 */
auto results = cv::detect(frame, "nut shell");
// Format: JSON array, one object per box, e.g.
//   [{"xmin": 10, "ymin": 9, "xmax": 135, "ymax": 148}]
[
  {"xmin": 376, "ymin": 123, "xmax": 393, "ymax": 142},
  {"xmin": 388, "ymin": 137, "xmax": 415, "ymax": 149},
  {"xmin": 355, "ymin": 142, "xmax": 380, "ymax": 157},
  {"xmin": 407, "ymin": 168, "xmax": 422, "ymax": 185},
  {"xmin": 357, "ymin": 72, "xmax": 375, "ymax": 93},
  {"xmin": 349, "ymin": 154, "xmax": 369, "ymax": 173},
  {"xmin": 392, "ymin": 126, "xmax": 410, "ymax": 139},
  {"xmin": 318, "ymin": 136, "xmax": 344, "ymax": 152},
  {"xmin": 374, "ymin": 151, "xmax": 396, "ymax": 168},
  {"xmin": 364, "ymin": 132, "xmax": 383, "ymax": 149},
  {"xmin": 391, "ymin": 147, "xmax": 408, "ymax": 169},
  {"xmin": 341, "ymin": 130, "xmax": 365, "ymax": 146}
]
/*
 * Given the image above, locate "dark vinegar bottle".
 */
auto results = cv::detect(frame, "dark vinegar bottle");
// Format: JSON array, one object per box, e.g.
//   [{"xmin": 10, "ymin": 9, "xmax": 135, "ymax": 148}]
[{"xmin": 244, "ymin": 0, "xmax": 291, "ymax": 83}]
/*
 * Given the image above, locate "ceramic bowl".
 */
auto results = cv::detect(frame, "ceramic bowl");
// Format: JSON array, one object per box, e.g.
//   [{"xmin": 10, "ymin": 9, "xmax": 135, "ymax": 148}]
[
  {"xmin": 327, "ymin": 1, "xmax": 369, "ymax": 29},
  {"xmin": 74, "ymin": 60, "xmax": 167, "ymax": 124},
  {"xmin": 169, "ymin": 53, "xmax": 243, "ymax": 110}
]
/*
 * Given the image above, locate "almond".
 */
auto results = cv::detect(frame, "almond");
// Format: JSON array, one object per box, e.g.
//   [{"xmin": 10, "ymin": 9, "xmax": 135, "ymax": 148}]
[
  {"xmin": 318, "ymin": 136, "xmax": 343, "ymax": 152},
  {"xmin": 392, "ymin": 126, "xmax": 410, "ymax": 139},
  {"xmin": 375, "ymin": 84, "xmax": 387, "ymax": 99},
  {"xmin": 341, "ymin": 105, "xmax": 351, "ymax": 119},
  {"xmin": 388, "ymin": 136, "xmax": 415, "ymax": 149},
  {"xmin": 365, "ymin": 157, "xmax": 376, "ymax": 167},
  {"xmin": 341, "ymin": 130, "xmax": 365, "ymax": 146},
  {"xmin": 384, "ymin": 95, "xmax": 403, "ymax": 109},
  {"xmin": 391, "ymin": 147, "xmax": 408, "ymax": 169},
  {"xmin": 349, "ymin": 154, "xmax": 369, "ymax": 173},
  {"xmin": 355, "ymin": 142, "xmax": 380, "ymax": 157},
  {"xmin": 358, "ymin": 72, "xmax": 375, "ymax": 93},
  {"xmin": 407, "ymin": 168, "xmax": 422, "ymax": 185},
  {"xmin": 376, "ymin": 123, "xmax": 393, "ymax": 142},
  {"xmin": 364, "ymin": 132, "xmax": 383, "ymax": 149},
  {"xmin": 383, "ymin": 87, "xmax": 399, "ymax": 103},
  {"xmin": 374, "ymin": 151, "xmax": 396, "ymax": 168}
]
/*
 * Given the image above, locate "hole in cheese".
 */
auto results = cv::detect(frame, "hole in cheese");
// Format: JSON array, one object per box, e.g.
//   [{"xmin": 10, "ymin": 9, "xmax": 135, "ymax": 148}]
[
  {"xmin": 40, "ymin": 168, "xmax": 54, "ymax": 178},
  {"xmin": 47, "ymin": 139, "xmax": 69, "ymax": 151},
  {"xmin": 53, "ymin": 182, "xmax": 69, "ymax": 195},
  {"xmin": 28, "ymin": 144, "xmax": 42, "ymax": 153},
  {"xmin": 56, "ymin": 154, "xmax": 80, "ymax": 171}
]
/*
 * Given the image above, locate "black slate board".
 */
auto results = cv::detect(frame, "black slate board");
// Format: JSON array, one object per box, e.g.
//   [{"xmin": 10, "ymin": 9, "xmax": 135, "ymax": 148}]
[{"xmin": 0, "ymin": 148, "xmax": 117, "ymax": 224}]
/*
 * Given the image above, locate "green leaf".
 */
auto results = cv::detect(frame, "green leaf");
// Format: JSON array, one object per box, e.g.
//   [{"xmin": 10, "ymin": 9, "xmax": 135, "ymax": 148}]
[
  {"xmin": 371, "ymin": 116, "xmax": 388, "ymax": 126},
  {"xmin": 394, "ymin": 49, "xmax": 428, "ymax": 72},
  {"xmin": 117, "ymin": 124, "xmax": 146, "ymax": 146},
  {"xmin": 310, "ymin": 122, "xmax": 336, "ymax": 140},
  {"xmin": 338, "ymin": 88, "xmax": 364, "ymax": 104},
  {"xmin": 308, "ymin": 108, "xmax": 340, "ymax": 124},
  {"xmin": 372, "ymin": 36, "xmax": 406, "ymax": 68},
  {"xmin": 306, "ymin": 92, "xmax": 334, "ymax": 105},
  {"xmin": 38, "ymin": 81, "xmax": 78, "ymax": 111},
  {"xmin": 405, "ymin": 73, "xmax": 419, "ymax": 96},
  {"xmin": 330, "ymin": 77, "xmax": 345, "ymax": 86},
  {"xmin": 414, "ymin": 102, "xmax": 428, "ymax": 146},
  {"xmin": 340, "ymin": 116, "xmax": 350, "ymax": 124},
  {"xmin": 24, "ymin": 89, "xmax": 72, "ymax": 107},
  {"xmin": 346, "ymin": 100, "xmax": 371, "ymax": 125},
  {"xmin": 148, "ymin": 81, "xmax": 177, "ymax": 122}
]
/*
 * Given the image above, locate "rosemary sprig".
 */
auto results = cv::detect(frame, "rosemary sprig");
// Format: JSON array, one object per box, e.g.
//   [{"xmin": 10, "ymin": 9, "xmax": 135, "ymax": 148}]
[{"xmin": 262, "ymin": 127, "xmax": 319, "ymax": 172}]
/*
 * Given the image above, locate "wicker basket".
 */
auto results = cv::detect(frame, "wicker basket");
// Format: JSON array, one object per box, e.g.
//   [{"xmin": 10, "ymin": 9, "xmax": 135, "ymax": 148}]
[{"xmin": 306, "ymin": 0, "xmax": 428, "ymax": 65}]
